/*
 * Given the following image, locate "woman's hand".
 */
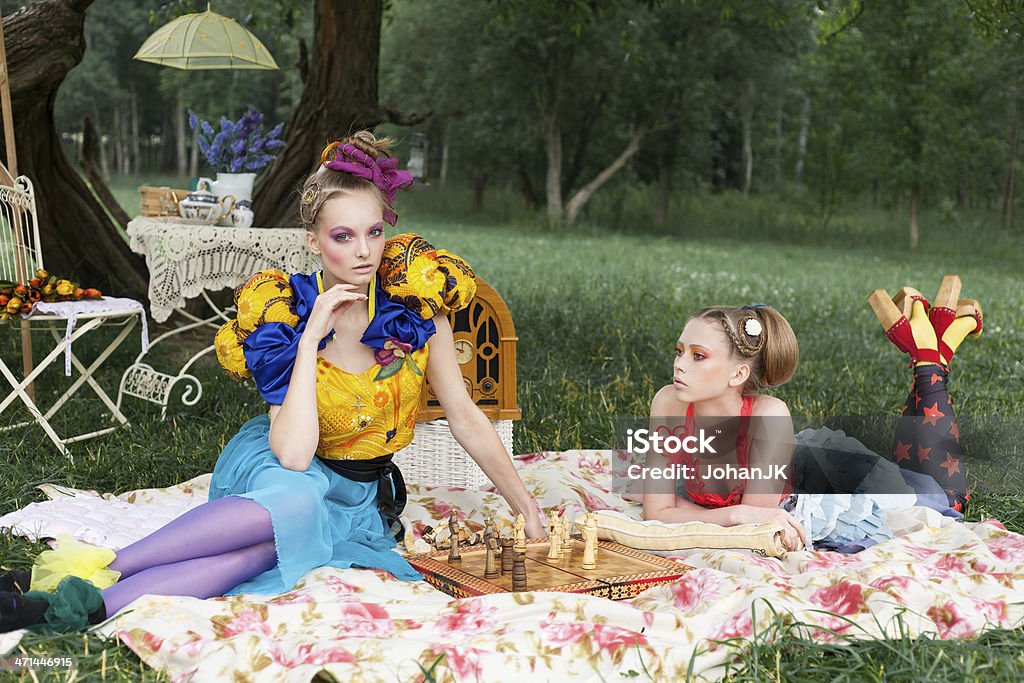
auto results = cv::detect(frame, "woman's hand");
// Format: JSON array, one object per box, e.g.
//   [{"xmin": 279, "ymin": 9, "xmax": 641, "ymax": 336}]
[
  {"xmin": 728, "ymin": 504, "xmax": 808, "ymax": 551},
  {"xmin": 424, "ymin": 315, "xmax": 546, "ymax": 538},
  {"xmin": 301, "ymin": 284, "xmax": 367, "ymax": 345},
  {"xmin": 524, "ymin": 513, "xmax": 545, "ymax": 539}
]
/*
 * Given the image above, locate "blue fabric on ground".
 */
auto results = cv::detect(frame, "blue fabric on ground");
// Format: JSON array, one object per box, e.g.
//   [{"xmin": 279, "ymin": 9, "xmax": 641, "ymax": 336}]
[
  {"xmin": 788, "ymin": 427, "xmax": 961, "ymax": 553},
  {"xmin": 208, "ymin": 415, "xmax": 422, "ymax": 595}
]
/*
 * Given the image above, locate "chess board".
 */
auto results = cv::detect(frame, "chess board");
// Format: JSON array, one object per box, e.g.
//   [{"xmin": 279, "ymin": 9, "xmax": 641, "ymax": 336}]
[{"xmin": 407, "ymin": 537, "xmax": 693, "ymax": 600}]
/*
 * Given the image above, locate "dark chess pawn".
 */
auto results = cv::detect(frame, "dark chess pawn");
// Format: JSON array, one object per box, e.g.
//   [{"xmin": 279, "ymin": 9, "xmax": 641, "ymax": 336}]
[
  {"xmin": 511, "ymin": 551, "xmax": 527, "ymax": 591},
  {"xmin": 500, "ymin": 537, "xmax": 514, "ymax": 574}
]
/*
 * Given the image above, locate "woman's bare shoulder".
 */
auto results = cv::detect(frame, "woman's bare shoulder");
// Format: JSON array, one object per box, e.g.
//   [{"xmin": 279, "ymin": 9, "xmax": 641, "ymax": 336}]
[
  {"xmin": 750, "ymin": 394, "xmax": 791, "ymax": 417},
  {"xmin": 651, "ymin": 384, "xmax": 687, "ymax": 416}
]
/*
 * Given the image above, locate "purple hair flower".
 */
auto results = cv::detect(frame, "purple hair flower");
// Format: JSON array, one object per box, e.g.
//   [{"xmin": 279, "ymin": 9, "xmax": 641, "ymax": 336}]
[{"xmin": 322, "ymin": 143, "xmax": 414, "ymax": 225}]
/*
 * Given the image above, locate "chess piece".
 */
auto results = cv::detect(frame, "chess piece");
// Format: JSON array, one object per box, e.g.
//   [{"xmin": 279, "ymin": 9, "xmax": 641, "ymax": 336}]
[
  {"xmin": 581, "ymin": 512, "xmax": 598, "ymax": 570},
  {"xmin": 484, "ymin": 533, "xmax": 500, "ymax": 578},
  {"xmin": 500, "ymin": 538, "xmax": 514, "ymax": 574},
  {"xmin": 511, "ymin": 551, "xmax": 528, "ymax": 591},
  {"xmin": 484, "ymin": 517, "xmax": 497, "ymax": 541},
  {"xmin": 547, "ymin": 513, "xmax": 561, "ymax": 561},
  {"xmin": 447, "ymin": 512, "xmax": 462, "ymax": 562},
  {"xmin": 559, "ymin": 510, "xmax": 573, "ymax": 554},
  {"xmin": 513, "ymin": 513, "xmax": 526, "ymax": 553},
  {"xmin": 448, "ymin": 511, "xmax": 461, "ymax": 541}
]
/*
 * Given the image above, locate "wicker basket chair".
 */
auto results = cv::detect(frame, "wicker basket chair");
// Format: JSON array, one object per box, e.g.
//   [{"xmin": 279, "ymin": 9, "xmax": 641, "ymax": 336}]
[{"xmin": 398, "ymin": 277, "xmax": 521, "ymax": 488}]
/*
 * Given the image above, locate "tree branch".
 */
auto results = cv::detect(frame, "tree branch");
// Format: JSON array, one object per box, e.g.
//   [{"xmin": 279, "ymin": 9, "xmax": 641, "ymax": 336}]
[
  {"xmin": 376, "ymin": 105, "xmax": 432, "ymax": 126},
  {"xmin": 64, "ymin": 0, "xmax": 95, "ymax": 13},
  {"xmin": 565, "ymin": 127, "xmax": 646, "ymax": 225},
  {"xmin": 820, "ymin": 0, "xmax": 865, "ymax": 44}
]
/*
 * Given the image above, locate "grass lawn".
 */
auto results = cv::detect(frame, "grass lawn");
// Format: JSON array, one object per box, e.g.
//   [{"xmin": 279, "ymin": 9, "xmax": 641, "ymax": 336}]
[{"xmin": 1, "ymin": 177, "xmax": 1023, "ymax": 680}]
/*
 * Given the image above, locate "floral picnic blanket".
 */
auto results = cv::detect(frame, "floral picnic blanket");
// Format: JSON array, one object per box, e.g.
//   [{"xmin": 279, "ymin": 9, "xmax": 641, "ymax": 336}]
[{"xmin": 2, "ymin": 449, "xmax": 1024, "ymax": 682}]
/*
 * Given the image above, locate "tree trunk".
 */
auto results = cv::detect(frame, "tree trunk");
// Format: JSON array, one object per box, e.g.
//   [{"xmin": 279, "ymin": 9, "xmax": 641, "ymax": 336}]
[
  {"xmin": 741, "ymin": 79, "xmax": 754, "ymax": 196},
  {"xmin": 159, "ymin": 105, "xmax": 176, "ymax": 173},
  {"xmin": 565, "ymin": 128, "xmax": 645, "ymax": 226},
  {"xmin": 471, "ymin": 170, "xmax": 487, "ymax": 212},
  {"xmin": 655, "ymin": 156, "xmax": 671, "ymax": 230},
  {"xmin": 909, "ymin": 185, "xmax": 920, "ymax": 249},
  {"xmin": 254, "ymin": 0, "xmax": 426, "ymax": 228},
  {"xmin": 439, "ymin": 125, "xmax": 450, "ymax": 190},
  {"xmin": 794, "ymin": 93, "xmax": 810, "ymax": 193},
  {"xmin": 99, "ymin": 131, "xmax": 109, "ymax": 180},
  {"xmin": 516, "ymin": 164, "xmax": 538, "ymax": 212},
  {"xmin": 1001, "ymin": 75, "xmax": 1021, "ymax": 232},
  {"xmin": 189, "ymin": 122, "xmax": 199, "ymax": 179},
  {"xmin": 1, "ymin": 0, "xmax": 147, "ymax": 300},
  {"xmin": 774, "ymin": 95, "xmax": 783, "ymax": 188},
  {"xmin": 112, "ymin": 106, "xmax": 122, "ymax": 176},
  {"xmin": 175, "ymin": 88, "xmax": 187, "ymax": 178},
  {"xmin": 121, "ymin": 106, "xmax": 129, "ymax": 175},
  {"xmin": 543, "ymin": 109, "xmax": 563, "ymax": 229},
  {"xmin": 130, "ymin": 89, "xmax": 139, "ymax": 176}
]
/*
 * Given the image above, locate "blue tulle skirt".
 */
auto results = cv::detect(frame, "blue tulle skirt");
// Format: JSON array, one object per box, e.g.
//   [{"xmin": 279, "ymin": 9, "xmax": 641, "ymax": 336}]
[
  {"xmin": 208, "ymin": 415, "xmax": 423, "ymax": 595},
  {"xmin": 786, "ymin": 427, "xmax": 961, "ymax": 552}
]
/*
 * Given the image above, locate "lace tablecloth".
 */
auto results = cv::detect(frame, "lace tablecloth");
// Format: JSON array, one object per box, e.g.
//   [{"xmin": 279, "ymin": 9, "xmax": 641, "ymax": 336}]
[{"xmin": 127, "ymin": 217, "xmax": 319, "ymax": 322}]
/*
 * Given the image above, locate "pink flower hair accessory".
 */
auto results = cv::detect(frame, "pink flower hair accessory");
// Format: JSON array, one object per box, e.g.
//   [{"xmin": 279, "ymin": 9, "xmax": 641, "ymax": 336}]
[{"xmin": 320, "ymin": 141, "xmax": 414, "ymax": 225}]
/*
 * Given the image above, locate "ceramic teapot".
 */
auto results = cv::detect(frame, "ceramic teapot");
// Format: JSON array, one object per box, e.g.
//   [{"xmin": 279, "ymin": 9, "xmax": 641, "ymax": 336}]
[
  {"xmin": 225, "ymin": 200, "xmax": 255, "ymax": 228},
  {"xmin": 178, "ymin": 188, "xmax": 235, "ymax": 224},
  {"xmin": 197, "ymin": 173, "xmax": 256, "ymax": 204}
]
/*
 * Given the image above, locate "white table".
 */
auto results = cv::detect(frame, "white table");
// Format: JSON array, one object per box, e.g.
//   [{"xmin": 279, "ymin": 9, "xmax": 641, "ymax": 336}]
[{"xmin": 121, "ymin": 217, "xmax": 318, "ymax": 416}]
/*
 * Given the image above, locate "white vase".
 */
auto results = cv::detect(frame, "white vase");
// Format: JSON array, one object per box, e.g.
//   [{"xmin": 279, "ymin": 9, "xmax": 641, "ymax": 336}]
[{"xmin": 197, "ymin": 172, "xmax": 256, "ymax": 226}]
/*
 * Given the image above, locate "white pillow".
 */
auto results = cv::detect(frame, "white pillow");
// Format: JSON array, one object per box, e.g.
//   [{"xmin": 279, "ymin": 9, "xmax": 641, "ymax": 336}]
[{"xmin": 576, "ymin": 510, "xmax": 789, "ymax": 557}]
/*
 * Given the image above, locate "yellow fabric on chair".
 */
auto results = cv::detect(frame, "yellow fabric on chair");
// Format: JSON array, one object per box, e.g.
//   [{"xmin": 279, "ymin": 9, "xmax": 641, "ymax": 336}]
[{"xmin": 577, "ymin": 510, "xmax": 789, "ymax": 557}]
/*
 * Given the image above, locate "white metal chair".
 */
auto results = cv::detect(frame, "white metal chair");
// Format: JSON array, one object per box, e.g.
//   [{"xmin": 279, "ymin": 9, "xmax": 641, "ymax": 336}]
[{"xmin": 0, "ymin": 171, "xmax": 146, "ymax": 457}]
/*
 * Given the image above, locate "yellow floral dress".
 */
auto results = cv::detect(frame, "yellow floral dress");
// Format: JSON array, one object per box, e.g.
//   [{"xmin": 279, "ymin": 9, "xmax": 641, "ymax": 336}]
[{"xmin": 207, "ymin": 234, "xmax": 475, "ymax": 594}]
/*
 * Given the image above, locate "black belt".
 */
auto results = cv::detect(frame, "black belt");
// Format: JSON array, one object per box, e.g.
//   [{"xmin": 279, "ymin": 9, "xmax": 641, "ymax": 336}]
[{"xmin": 317, "ymin": 453, "xmax": 407, "ymax": 541}]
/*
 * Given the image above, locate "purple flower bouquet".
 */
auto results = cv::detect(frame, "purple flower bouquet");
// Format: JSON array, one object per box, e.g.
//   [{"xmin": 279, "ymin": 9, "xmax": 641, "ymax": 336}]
[{"xmin": 189, "ymin": 106, "xmax": 285, "ymax": 173}]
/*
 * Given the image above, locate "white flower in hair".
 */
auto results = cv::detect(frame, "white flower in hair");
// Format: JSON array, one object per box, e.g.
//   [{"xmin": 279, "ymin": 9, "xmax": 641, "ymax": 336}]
[{"xmin": 744, "ymin": 318, "xmax": 763, "ymax": 337}]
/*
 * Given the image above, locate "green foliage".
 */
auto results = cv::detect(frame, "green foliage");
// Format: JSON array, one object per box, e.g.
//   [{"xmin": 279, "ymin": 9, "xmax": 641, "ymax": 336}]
[
  {"xmin": 55, "ymin": 0, "xmax": 310, "ymax": 176},
  {"xmin": 46, "ymin": 0, "xmax": 1024, "ymax": 235}
]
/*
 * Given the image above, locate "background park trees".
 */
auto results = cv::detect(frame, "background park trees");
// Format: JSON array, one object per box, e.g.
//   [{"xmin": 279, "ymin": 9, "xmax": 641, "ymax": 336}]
[{"xmin": 2, "ymin": 0, "xmax": 1022, "ymax": 295}]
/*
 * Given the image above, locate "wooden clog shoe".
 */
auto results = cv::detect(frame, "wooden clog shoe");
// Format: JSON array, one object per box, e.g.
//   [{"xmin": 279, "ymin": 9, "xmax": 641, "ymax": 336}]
[
  {"xmin": 940, "ymin": 298, "xmax": 983, "ymax": 365},
  {"xmin": 867, "ymin": 286, "xmax": 943, "ymax": 366},
  {"xmin": 928, "ymin": 275, "xmax": 983, "ymax": 365}
]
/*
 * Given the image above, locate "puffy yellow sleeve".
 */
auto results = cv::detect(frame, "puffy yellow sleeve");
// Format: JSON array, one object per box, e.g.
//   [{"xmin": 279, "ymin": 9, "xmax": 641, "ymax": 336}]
[
  {"xmin": 379, "ymin": 233, "xmax": 477, "ymax": 319},
  {"xmin": 214, "ymin": 270, "xmax": 300, "ymax": 380}
]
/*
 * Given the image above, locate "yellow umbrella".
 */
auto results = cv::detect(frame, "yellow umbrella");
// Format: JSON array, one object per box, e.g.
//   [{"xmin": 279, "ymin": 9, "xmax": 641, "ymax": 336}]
[{"xmin": 134, "ymin": 3, "xmax": 278, "ymax": 70}]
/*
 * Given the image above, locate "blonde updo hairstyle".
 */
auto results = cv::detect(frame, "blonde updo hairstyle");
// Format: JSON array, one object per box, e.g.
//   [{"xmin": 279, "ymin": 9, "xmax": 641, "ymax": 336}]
[
  {"xmin": 298, "ymin": 131, "xmax": 396, "ymax": 232},
  {"xmin": 692, "ymin": 305, "xmax": 799, "ymax": 393}
]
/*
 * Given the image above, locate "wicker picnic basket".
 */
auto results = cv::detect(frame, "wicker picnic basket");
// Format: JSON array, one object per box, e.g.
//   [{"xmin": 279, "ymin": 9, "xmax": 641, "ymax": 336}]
[
  {"xmin": 399, "ymin": 277, "xmax": 521, "ymax": 489},
  {"xmin": 139, "ymin": 185, "xmax": 190, "ymax": 217}
]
